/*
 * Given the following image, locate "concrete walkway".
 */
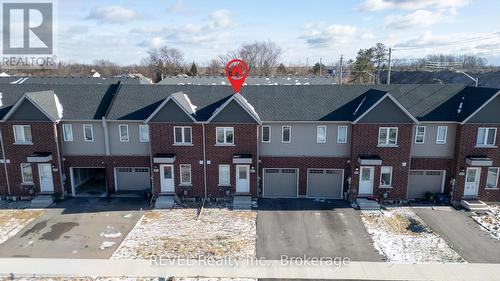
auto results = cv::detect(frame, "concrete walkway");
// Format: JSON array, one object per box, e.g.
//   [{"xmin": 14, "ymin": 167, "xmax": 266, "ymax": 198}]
[{"xmin": 1, "ymin": 259, "xmax": 500, "ymax": 280}]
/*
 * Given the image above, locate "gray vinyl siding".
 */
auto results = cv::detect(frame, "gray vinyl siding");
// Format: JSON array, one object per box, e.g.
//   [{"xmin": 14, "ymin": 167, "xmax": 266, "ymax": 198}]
[
  {"xmin": 150, "ymin": 100, "xmax": 194, "ymax": 123},
  {"xmin": 211, "ymin": 101, "xmax": 257, "ymax": 123},
  {"xmin": 411, "ymin": 124, "xmax": 456, "ymax": 158},
  {"xmin": 259, "ymin": 123, "xmax": 351, "ymax": 157},
  {"xmin": 357, "ymin": 99, "xmax": 414, "ymax": 123},
  {"xmin": 468, "ymin": 95, "xmax": 500, "ymax": 123},
  {"xmin": 109, "ymin": 122, "xmax": 149, "ymax": 156},
  {"xmin": 8, "ymin": 100, "xmax": 51, "ymax": 121},
  {"xmin": 61, "ymin": 122, "xmax": 106, "ymax": 155}
]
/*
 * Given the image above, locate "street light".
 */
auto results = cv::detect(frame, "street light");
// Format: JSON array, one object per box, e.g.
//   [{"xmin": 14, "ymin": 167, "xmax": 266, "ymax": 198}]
[{"xmin": 455, "ymin": 70, "xmax": 479, "ymax": 87}]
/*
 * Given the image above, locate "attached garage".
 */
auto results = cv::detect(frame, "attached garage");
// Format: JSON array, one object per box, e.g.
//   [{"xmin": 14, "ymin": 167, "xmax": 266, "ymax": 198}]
[
  {"xmin": 114, "ymin": 167, "xmax": 151, "ymax": 192},
  {"xmin": 262, "ymin": 168, "xmax": 298, "ymax": 198},
  {"xmin": 408, "ymin": 170, "xmax": 445, "ymax": 199},
  {"xmin": 307, "ymin": 169, "xmax": 344, "ymax": 199}
]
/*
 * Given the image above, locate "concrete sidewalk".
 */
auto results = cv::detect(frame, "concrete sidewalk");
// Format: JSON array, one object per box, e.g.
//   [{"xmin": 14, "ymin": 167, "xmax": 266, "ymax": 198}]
[{"xmin": 1, "ymin": 258, "xmax": 500, "ymax": 280}]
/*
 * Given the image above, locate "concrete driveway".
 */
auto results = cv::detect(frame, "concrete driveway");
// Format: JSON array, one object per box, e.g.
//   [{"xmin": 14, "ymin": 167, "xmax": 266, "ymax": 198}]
[
  {"xmin": 0, "ymin": 197, "xmax": 148, "ymax": 259},
  {"xmin": 256, "ymin": 198, "xmax": 384, "ymax": 262},
  {"xmin": 413, "ymin": 207, "xmax": 500, "ymax": 263}
]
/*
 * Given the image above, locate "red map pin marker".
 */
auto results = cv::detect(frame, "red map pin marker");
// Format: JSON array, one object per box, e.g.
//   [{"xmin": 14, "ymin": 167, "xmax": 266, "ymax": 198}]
[{"xmin": 225, "ymin": 59, "xmax": 249, "ymax": 93}]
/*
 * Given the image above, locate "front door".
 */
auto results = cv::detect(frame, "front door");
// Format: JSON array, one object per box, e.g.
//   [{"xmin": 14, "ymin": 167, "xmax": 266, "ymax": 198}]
[
  {"xmin": 236, "ymin": 165, "xmax": 250, "ymax": 193},
  {"xmin": 359, "ymin": 166, "xmax": 374, "ymax": 195},
  {"xmin": 38, "ymin": 163, "xmax": 54, "ymax": 193},
  {"xmin": 464, "ymin": 167, "xmax": 481, "ymax": 196},
  {"xmin": 160, "ymin": 164, "xmax": 174, "ymax": 193}
]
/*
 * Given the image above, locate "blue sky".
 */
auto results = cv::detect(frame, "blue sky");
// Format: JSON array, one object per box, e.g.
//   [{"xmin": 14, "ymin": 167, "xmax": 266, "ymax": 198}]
[{"xmin": 53, "ymin": 0, "xmax": 500, "ymax": 66}]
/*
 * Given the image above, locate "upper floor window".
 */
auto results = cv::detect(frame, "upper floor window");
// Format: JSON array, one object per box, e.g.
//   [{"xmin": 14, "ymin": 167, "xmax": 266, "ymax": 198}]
[
  {"xmin": 337, "ymin": 125, "xmax": 348, "ymax": 144},
  {"xmin": 216, "ymin": 127, "xmax": 234, "ymax": 145},
  {"xmin": 316, "ymin": 125, "xmax": 327, "ymax": 143},
  {"xmin": 139, "ymin": 125, "xmax": 149, "ymax": 142},
  {"xmin": 174, "ymin": 126, "xmax": 192, "ymax": 144},
  {"xmin": 415, "ymin": 126, "xmax": 426, "ymax": 144},
  {"xmin": 378, "ymin": 127, "xmax": 397, "ymax": 146},
  {"xmin": 21, "ymin": 163, "xmax": 33, "ymax": 183},
  {"xmin": 119, "ymin": 124, "xmax": 129, "ymax": 142},
  {"xmin": 62, "ymin": 124, "xmax": 73, "ymax": 142},
  {"xmin": 13, "ymin": 125, "xmax": 32, "ymax": 144},
  {"xmin": 282, "ymin": 125, "xmax": 291, "ymax": 143},
  {"xmin": 261, "ymin": 126, "xmax": 271, "ymax": 143},
  {"xmin": 477, "ymin": 127, "xmax": 497, "ymax": 146},
  {"xmin": 436, "ymin": 126, "xmax": 447, "ymax": 144},
  {"xmin": 180, "ymin": 164, "xmax": 192, "ymax": 185},
  {"xmin": 83, "ymin": 124, "xmax": 94, "ymax": 142},
  {"xmin": 486, "ymin": 167, "xmax": 499, "ymax": 189}
]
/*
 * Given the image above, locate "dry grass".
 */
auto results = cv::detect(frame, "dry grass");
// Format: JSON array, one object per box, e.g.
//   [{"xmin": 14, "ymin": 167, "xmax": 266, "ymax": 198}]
[{"xmin": 0, "ymin": 209, "xmax": 43, "ymax": 244}]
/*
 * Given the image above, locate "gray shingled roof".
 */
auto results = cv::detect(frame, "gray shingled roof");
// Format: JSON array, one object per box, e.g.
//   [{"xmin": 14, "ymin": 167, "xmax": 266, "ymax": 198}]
[
  {"xmin": 0, "ymin": 76, "xmax": 142, "ymax": 85},
  {"xmin": 158, "ymin": 76, "xmax": 337, "ymax": 85}
]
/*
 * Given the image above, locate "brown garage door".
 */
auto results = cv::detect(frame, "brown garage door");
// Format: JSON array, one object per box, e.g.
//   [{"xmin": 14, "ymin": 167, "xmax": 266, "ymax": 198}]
[{"xmin": 408, "ymin": 170, "xmax": 444, "ymax": 199}]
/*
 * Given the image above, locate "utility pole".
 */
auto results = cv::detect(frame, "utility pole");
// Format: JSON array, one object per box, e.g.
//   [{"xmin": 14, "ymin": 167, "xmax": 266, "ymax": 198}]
[
  {"xmin": 306, "ymin": 57, "xmax": 309, "ymax": 76},
  {"xmin": 339, "ymin": 54, "xmax": 343, "ymax": 85},
  {"xmin": 319, "ymin": 58, "xmax": 322, "ymax": 76},
  {"xmin": 387, "ymin": 47, "xmax": 392, "ymax": 85}
]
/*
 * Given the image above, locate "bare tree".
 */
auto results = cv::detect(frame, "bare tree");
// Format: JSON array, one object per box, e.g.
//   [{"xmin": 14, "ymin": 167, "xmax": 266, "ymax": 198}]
[
  {"xmin": 206, "ymin": 59, "xmax": 223, "ymax": 76},
  {"xmin": 143, "ymin": 46, "xmax": 185, "ymax": 81},
  {"xmin": 219, "ymin": 40, "xmax": 282, "ymax": 76}
]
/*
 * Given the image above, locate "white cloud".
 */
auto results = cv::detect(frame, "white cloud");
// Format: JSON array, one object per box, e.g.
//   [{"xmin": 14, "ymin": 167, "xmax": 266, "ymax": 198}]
[
  {"xmin": 209, "ymin": 9, "xmax": 233, "ymax": 28},
  {"xmin": 299, "ymin": 23, "xmax": 374, "ymax": 48},
  {"xmin": 359, "ymin": 0, "xmax": 471, "ymax": 11},
  {"xmin": 384, "ymin": 9, "xmax": 450, "ymax": 29},
  {"xmin": 87, "ymin": 6, "xmax": 138, "ymax": 24}
]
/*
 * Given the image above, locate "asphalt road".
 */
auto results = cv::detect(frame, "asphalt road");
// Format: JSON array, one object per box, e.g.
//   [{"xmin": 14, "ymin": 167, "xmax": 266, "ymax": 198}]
[
  {"xmin": 256, "ymin": 198, "xmax": 385, "ymax": 262},
  {"xmin": 413, "ymin": 207, "xmax": 500, "ymax": 263},
  {"xmin": 0, "ymin": 197, "xmax": 148, "ymax": 259}
]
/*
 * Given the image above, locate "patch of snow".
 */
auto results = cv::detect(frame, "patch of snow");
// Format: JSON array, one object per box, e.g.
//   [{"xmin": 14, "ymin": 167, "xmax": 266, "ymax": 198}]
[
  {"xmin": 10, "ymin": 78, "xmax": 23, "ymax": 84},
  {"xmin": 361, "ymin": 208, "xmax": 464, "ymax": 263},
  {"xmin": 54, "ymin": 94, "xmax": 63, "ymax": 119},
  {"xmin": 123, "ymin": 213, "xmax": 133, "ymax": 218},
  {"xmin": 182, "ymin": 93, "xmax": 198, "ymax": 113},
  {"xmin": 100, "ymin": 226, "xmax": 122, "ymax": 238},
  {"xmin": 220, "ymin": 81, "xmax": 226, "ymax": 85},
  {"xmin": 0, "ymin": 210, "xmax": 43, "ymax": 244},
  {"xmin": 472, "ymin": 205, "xmax": 500, "ymax": 240},
  {"xmin": 99, "ymin": 241, "xmax": 116, "ymax": 250},
  {"xmin": 235, "ymin": 94, "xmax": 260, "ymax": 121},
  {"xmin": 0, "ymin": 92, "xmax": 3, "ymax": 107},
  {"xmin": 353, "ymin": 96, "xmax": 367, "ymax": 116},
  {"xmin": 0, "ymin": 72, "xmax": 9, "ymax": 77}
]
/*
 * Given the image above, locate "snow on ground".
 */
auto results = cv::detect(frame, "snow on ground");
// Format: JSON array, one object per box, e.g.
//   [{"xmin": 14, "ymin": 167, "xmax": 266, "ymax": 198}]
[
  {"xmin": 112, "ymin": 202, "xmax": 256, "ymax": 260},
  {"xmin": 472, "ymin": 205, "xmax": 500, "ymax": 240},
  {"xmin": 361, "ymin": 208, "xmax": 464, "ymax": 263},
  {"xmin": 0, "ymin": 209, "xmax": 43, "ymax": 244}
]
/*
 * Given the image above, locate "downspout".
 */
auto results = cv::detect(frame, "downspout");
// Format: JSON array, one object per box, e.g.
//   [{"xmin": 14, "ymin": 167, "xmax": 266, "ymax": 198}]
[
  {"xmin": 54, "ymin": 122, "xmax": 64, "ymax": 199},
  {"xmin": 0, "ymin": 130, "xmax": 11, "ymax": 196},
  {"xmin": 202, "ymin": 123, "xmax": 208, "ymax": 200},
  {"xmin": 102, "ymin": 117, "xmax": 110, "ymax": 156},
  {"xmin": 256, "ymin": 125, "xmax": 260, "ymax": 197},
  {"xmin": 147, "ymin": 122, "xmax": 155, "ymax": 205}
]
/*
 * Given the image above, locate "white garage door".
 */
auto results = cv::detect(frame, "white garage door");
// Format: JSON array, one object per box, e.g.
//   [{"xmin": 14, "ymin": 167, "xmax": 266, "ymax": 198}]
[
  {"xmin": 307, "ymin": 169, "xmax": 344, "ymax": 199},
  {"xmin": 115, "ymin": 167, "xmax": 151, "ymax": 191},
  {"xmin": 263, "ymin": 168, "xmax": 298, "ymax": 198},
  {"xmin": 408, "ymin": 170, "xmax": 444, "ymax": 199}
]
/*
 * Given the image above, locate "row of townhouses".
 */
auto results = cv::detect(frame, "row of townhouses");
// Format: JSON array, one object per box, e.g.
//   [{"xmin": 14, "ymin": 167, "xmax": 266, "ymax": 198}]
[{"xmin": 0, "ymin": 83, "xmax": 499, "ymax": 205}]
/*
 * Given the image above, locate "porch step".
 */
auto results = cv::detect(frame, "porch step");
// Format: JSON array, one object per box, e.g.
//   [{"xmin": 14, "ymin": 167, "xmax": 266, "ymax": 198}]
[
  {"xmin": 154, "ymin": 195, "xmax": 176, "ymax": 209},
  {"xmin": 29, "ymin": 195, "xmax": 54, "ymax": 208},
  {"xmin": 232, "ymin": 196, "xmax": 252, "ymax": 210},
  {"xmin": 356, "ymin": 198, "xmax": 380, "ymax": 211},
  {"xmin": 461, "ymin": 199, "xmax": 489, "ymax": 212}
]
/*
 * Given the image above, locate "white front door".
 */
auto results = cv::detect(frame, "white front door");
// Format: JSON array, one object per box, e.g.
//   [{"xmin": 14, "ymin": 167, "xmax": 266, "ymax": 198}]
[
  {"xmin": 359, "ymin": 166, "xmax": 374, "ymax": 195},
  {"xmin": 38, "ymin": 163, "xmax": 54, "ymax": 193},
  {"xmin": 160, "ymin": 164, "xmax": 175, "ymax": 193},
  {"xmin": 464, "ymin": 167, "xmax": 481, "ymax": 196},
  {"xmin": 236, "ymin": 165, "xmax": 250, "ymax": 193}
]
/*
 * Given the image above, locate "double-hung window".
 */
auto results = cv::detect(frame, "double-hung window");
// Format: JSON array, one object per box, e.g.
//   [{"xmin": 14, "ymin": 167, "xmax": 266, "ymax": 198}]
[
  {"xmin": 380, "ymin": 166, "xmax": 393, "ymax": 187},
  {"xmin": 63, "ymin": 124, "xmax": 73, "ymax": 142},
  {"xmin": 477, "ymin": 128, "xmax": 497, "ymax": 146},
  {"xmin": 180, "ymin": 164, "xmax": 192, "ymax": 185},
  {"xmin": 436, "ymin": 126, "xmax": 448, "ymax": 144},
  {"xmin": 21, "ymin": 163, "xmax": 33, "ymax": 183},
  {"xmin": 13, "ymin": 125, "xmax": 32, "ymax": 144},
  {"xmin": 83, "ymin": 124, "xmax": 94, "ymax": 142},
  {"xmin": 415, "ymin": 126, "xmax": 426, "ymax": 144},
  {"xmin": 486, "ymin": 167, "xmax": 499, "ymax": 189},
  {"xmin": 218, "ymin": 165, "xmax": 230, "ymax": 186},
  {"xmin": 378, "ymin": 127, "xmax": 398, "ymax": 146},
  {"xmin": 139, "ymin": 125, "xmax": 149, "ymax": 142},
  {"xmin": 119, "ymin": 124, "xmax": 129, "ymax": 142},
  {"xmin": 261, "ymin": 126, "xmax": 271, "ymax": 143},
  {"xmin": 316, "ymin": 125, "xmax": 327, "ymax": 143},
  {"xmin": 216, "ymin": 127, "xmax": 234, "ymax": 145},
  {"xmin": 282, "ymin": 125, "xmax": 291, "ymax": 143},
  {"xmin": 337, "ymin": 125, "xmax": 348, "ymax": 144},
  {"xmin": 174, "ymin": 126, "xmax": 192, "ymax": 144}
]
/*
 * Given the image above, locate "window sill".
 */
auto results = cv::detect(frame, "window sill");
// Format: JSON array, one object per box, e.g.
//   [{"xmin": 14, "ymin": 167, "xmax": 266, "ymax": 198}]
[
  {"xmin": 173, "ymin": 143, "xmax": 194, "ymax": 146},
  {"xmin": 179, "ymin": 184, "xmax": 192, "ymax": 187},
  {"xmin": 485, "ymin": 187, "xmax": 499, "ymax": 190},
  {"xmin": 377, "ymin": 145, "xmax": 398, "ymax": 148},
  {"xmin": 379, "ymin": 186, "xmax": 393, "ymax": 189},
  {"xmin": 13, "ymin": 142, "xmax": 33, "ymax": 145},
  {"xmin": 475, "ymin": 145, "xmax": 497, "ymax": 148},
  {"xmin": 218, "ymin": 184, "xmax": 231, "ymax": 187},
  {"xmin": 215, "ymin": 144, "xmax": 235, "ymax": 147},
  {"xmin": 21, "ymin": 182, "xmax": 34, "ymax": 185}
]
